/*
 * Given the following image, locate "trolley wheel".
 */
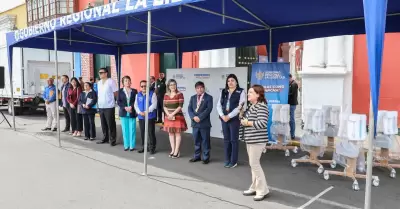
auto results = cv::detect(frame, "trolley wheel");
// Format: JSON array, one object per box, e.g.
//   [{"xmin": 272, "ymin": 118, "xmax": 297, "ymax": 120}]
[
  {"xmin": 390, "ymin": 169, "xmax": 396, "ymax": 178},
  {"xmin": 317, "ymin": 165, "xmax": 324, "ymax": 174},
  {"xmin": 352, "ymin": 181, "xmax": 360, "ymax": 191},
  {"xmin": 291, "ymin": 159, "xmax": 297, "ymax": 168},
  {"xmin": 330, "ymin": 160, "xmax": 337, "ymax": 169},
  {"xmin": 323, "ymin": 171, "xmax": 330, "ymax": 180},
  {"xmin": 285, "ymin": 149, "xmax": 290, "ymax": 157},
  {"xmin": 372, "ymin": 177, "xmax": 380, "ymax": 187}
]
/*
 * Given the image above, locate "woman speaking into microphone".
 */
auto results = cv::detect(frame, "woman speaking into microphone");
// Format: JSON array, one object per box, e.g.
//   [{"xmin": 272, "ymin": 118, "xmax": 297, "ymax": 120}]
[
  {"xmin": 217, "ymin": 74, "xmax": 246, "ymax": 168},
  {"xmin": 239, "ymin": 84, "xmax": 270, "ymax": 201}
]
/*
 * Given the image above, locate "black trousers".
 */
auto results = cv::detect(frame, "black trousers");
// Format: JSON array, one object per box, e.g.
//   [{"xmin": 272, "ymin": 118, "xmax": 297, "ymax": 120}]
[
  {"xmin": 63, "ymin": 106, "xmax": 71, "ymax": 131},
  {"xmin": 156, "ymin": 95, "xmax": 164, "ymax": 122},
  {"xmin": 99, "ymin": 108, "xmax": 117, "ymax": 144},
  {"xmin": 70, "ymin": 108, "xmax": 83, "ymax": 132},
  {"xmin": 139, "ymin": 118, "xmax": 156, "ymax": 151},
  {"xmin": 83, "ymin": 114, "xmax": 96, "ymax": 139}
]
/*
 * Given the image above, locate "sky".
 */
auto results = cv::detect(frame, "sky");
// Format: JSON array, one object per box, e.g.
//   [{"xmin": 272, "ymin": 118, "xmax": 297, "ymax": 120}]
[{"xmin": 0, "ymin": 0, "xmax": 25, "ymax": 13}]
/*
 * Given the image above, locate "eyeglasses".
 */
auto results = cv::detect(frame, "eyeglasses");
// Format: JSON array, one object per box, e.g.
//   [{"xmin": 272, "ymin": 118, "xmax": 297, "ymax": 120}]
[
  {"xmin": 141, "ymin": 86, "xmax": 146, "ymax": 88},
  {"xmin": 99, "ymin": 72, "xmax": 106, "ymax": 74}
]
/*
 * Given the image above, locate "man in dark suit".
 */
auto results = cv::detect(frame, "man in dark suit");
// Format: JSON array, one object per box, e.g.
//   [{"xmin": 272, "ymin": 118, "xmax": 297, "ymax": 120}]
[
  {"xmin": 60, "ymin": 75, "xmax": 71, "ymax": 132},
  {"xmin": 187, "ymin": 81, "xmax": 213, "ymax": 164},
  {"xmin": 149, "ymin": 76, "xmax": 156, "ymax": 91}
]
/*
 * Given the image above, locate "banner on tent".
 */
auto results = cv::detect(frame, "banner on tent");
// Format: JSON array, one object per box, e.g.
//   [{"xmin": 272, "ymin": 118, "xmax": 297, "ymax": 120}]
[
  {"xmin": 167, "ymin": 67, "xmax": 248, "ymax": 138},
  {"xmin": 250, "ymin": 63, "xmax": 290, "ymax": 142},
  {"xmin": 8, "ymin": 0, "xmax": 203, "ymax": 44}
]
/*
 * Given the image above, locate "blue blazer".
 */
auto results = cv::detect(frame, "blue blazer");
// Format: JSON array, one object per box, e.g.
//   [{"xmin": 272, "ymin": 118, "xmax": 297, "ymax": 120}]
[
  {"xmin": 117, "ymin": 88, "xmax": 138, "ymax": 118},
  {"xmin": 188, "ymin": 93, "xmax": 213, "ymax": 128},
  {"xmin": 78, "ymin": 90, "xmax": 98, "ymax": 115}
]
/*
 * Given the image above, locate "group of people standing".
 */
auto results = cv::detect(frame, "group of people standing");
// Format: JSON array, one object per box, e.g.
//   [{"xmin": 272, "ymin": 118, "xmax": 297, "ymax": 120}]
[{"xmin": 42, "ymin": 70, "xmax": 284, "ymax": 202}]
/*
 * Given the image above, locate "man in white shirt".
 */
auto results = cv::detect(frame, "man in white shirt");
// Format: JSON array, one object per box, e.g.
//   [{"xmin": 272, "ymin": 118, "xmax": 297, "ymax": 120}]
[{"xmin": 96, "ymin": 68, "xmax": 118, "ymax": 146}]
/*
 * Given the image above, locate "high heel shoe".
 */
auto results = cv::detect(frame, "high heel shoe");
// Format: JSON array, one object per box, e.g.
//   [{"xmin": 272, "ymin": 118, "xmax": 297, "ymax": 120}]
[
  {"xmin": 172, "ymin": 152, "xmax": 180, "ymax": 159},
  {"xmin": 169, "ymin": 152, "xmax": 174, "ymax": 158}
]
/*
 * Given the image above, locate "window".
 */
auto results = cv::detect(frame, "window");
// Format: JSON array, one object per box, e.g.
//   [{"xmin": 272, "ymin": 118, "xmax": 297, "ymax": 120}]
[{"xmin": 27, "ymin": 0, "xmax": 76, "ymax": 26}]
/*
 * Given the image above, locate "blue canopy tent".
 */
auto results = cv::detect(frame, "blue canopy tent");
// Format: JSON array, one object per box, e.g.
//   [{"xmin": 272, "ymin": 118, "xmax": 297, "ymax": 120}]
[{"xmin": 4, "ymin": 0, "xmax": 394, "ymax": 207}]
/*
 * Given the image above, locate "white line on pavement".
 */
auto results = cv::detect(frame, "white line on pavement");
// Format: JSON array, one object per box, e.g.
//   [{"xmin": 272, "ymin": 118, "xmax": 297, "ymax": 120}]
[
  {"xmin": 269, "ymin": 186, "xmax": 360, "ymax": 209},
  {"xmin": 297, "ymin": 186, "xmax": 334, "ymax": 209}
]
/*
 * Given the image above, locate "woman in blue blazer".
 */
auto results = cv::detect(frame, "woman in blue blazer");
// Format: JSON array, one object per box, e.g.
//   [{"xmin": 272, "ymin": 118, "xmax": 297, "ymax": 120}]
[
  {"xmin": 118, "ymin": 76, "xmax": 138, "ymax": 151},
  {"xmin": 79, "ymin": 82, "xmax": 98, "ymax": 141}
]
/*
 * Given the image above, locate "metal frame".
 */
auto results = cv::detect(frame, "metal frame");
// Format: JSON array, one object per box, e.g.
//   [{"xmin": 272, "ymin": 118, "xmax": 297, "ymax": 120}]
[
  {"xmin": 54, "ymin": 30, "xmax": 61, "ymax": 147},
  {"xmin": 143, "ymin": 11, "xmax": 152, "ymax": 176},
  {"xmin": 7, "ymin": 2, "xmax": 394, "ymax": 208}
]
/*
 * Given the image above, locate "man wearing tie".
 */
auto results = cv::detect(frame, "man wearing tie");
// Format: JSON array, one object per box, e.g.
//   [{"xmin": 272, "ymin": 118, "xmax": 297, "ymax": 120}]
[{"xmin": 188, "ymin": 81, "xmax": 213, "ymax": 164}]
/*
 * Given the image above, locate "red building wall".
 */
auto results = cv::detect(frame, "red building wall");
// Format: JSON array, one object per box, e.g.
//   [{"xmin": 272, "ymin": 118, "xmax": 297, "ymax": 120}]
[{"xmin": 352, "ymin": 33, "xmax": 400, "ymax": 126}]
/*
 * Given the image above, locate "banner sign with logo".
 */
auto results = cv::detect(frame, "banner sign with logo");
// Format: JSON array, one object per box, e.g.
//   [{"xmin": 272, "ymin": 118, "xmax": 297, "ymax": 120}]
[
  {"xmin": 7, "ymin": 0, "xmax": 203, "ymax": 44},
  {"xmin": 250, "ymin": 63, "xmax": 290, "ymax": 143},
  {"xmin": 167, "ymin": 67, "xmax": 248, "ymax": 138}
]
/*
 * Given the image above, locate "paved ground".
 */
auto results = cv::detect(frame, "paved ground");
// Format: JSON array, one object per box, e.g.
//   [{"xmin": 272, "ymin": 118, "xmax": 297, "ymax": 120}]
[
  {"xmin": 0, "ymin": 117, "xmax": 293, "ymax": 209},
  {"xmin": 1, "ymin": 110, "xmax": 399, "ymax": 209}
]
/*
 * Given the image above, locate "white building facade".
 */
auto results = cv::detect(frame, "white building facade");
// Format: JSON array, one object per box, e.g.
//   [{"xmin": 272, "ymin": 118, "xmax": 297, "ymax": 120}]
[{"xmin": 299, "ymin": 35, "xmax": 354, "ymax": 116}]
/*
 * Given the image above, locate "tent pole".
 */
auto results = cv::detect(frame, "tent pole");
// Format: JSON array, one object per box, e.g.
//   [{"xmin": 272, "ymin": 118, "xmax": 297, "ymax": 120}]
[
  {"xmin": 54, "ymin": 31, "xmax": 61, "ymax": 148},
  {"xmin": 364, "ymin": 96, "xmax": 374, "ymax": 209},
  {"xmin": 143, "ymin": 10, "xmax": 152, "ymax": 176},
  {"xmin": 10, "ymin": 57, "xmax": 16, "ymax": 131},
  {"xmin": 176, "ymin": 39, "xmax": 180, "ymax": 68},
  {"xmin": 117, "ymin": 47, "xmax": 121, "ymax": 89},
  {"xmin": 269, "ymin": 29, "xmax": 272, "ymax": 62}
]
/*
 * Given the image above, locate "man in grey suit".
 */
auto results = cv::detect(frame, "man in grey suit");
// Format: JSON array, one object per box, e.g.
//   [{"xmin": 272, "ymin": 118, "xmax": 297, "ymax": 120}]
[{"xmin": 188, "ymin": 81, "xmax": 213, "ymax": 164}]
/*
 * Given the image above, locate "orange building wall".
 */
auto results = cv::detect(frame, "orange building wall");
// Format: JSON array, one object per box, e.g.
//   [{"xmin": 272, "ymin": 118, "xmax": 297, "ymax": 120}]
[
  {"xmin": 352, "ymin": 33, "xmax": 400, "ymax": 126},
  {"xmin": 120, "ymin": 54, "xmax": 160, "ymax": 90},
  {"xmin": 182, "ymin": 52, "xmax": 199, "ymax": 68}
]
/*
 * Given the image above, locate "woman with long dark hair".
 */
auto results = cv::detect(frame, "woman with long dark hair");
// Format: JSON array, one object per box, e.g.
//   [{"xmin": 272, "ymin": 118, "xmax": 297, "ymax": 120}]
[
  {"xmin": 67, "ymin": 77, "xmax": 83, "ymax": 137},
  {"xmin": 79, "ymin": 82, "xmax": 97, "ymax": 141},
  {"xmin": 163, "ymin": 79, "xmax": 187, "ymax": 158},
  {"xmin": 239, "ymin": 85, "xmax": 270, "ymax": 201},
  {"xmin": 217, "ymin": 74, "xmax": 246, "ymax": 168}
]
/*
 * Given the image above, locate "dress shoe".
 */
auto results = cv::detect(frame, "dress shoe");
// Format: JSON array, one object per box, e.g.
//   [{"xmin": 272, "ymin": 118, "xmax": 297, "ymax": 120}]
[
  {"xmin": 202, "ymin": 159, "xmax": 210, "ymax": 164},
  {"xmin": 138, "ymin": 149, "xmax": 144, "ymax": 153},
  {"xmin": 61, "ymin": 129, "xmax": 69, "ymax": 133},
  {"xmin": 189, "ymin": 158, "xmax": 201, "ymax": 163},
  {"xmin": 110, "ymin": 142, "xmax": 117, "ymax": 146},
  {"xmin": 243, "ymin": 190, "xmax": 256, "ymax": 196},
  {"xmin": 171, "ymin": 152, "xmax": 180, "ymax": 159},
  {"xmin": 84, "ymin": 138, "xmax": 89, "ymax": 140},
  {"xmin": 90, "ymin": 138, "xmax": 96, "ymax": 141},
  {"xmin": 129, "ymin": 148, "xmax": 136, "ymax": 151},
  {"xmin": 97, "ymin": 140, "xmax": 108, "ymax": 144},
  {"xmin": 124, "ymin": 148, "xmax": 129, "ymax": 151},
  {"xmin": 52, "ymin": 128, "xmax": 57, "ymax": 132},
  {"xmin": 41, "ymin": 128, "xmax": 51, "ymax": 131},
  {"xmin": 253, "ymin": 193, "xmax": 270, "ymax": 201},
  {"xmin": 150, "ymin": 150, "xmax": 156, "ymax": 155}
]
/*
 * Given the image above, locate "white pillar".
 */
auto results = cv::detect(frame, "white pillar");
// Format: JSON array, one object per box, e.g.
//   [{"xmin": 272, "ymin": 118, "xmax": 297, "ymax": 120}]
[
  {"xmin": 211, "ymin": 49, "xmax": 221, "ymax": 67},
  {"xmin": 302, "ymin": 38, "xmax": 325, "ymax": 69},
  {"xmin": 326, "ymin": 36, "xmax": 346, "ymax": 68},
  {"xmin": 199, "ymin": 50, "xmax": 211, "ymax": 68}
]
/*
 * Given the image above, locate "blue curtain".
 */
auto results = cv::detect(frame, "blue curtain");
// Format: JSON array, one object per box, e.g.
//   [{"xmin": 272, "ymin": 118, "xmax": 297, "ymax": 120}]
[{"xmin": 363, "ymin": 0, "xmax": 388, "ymax": 135}]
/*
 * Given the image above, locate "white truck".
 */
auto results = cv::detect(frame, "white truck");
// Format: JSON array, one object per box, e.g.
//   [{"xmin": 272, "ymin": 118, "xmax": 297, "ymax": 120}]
[{"xmin": 0, "ymin": 41, "xmax": 74, "ymax": 115}]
